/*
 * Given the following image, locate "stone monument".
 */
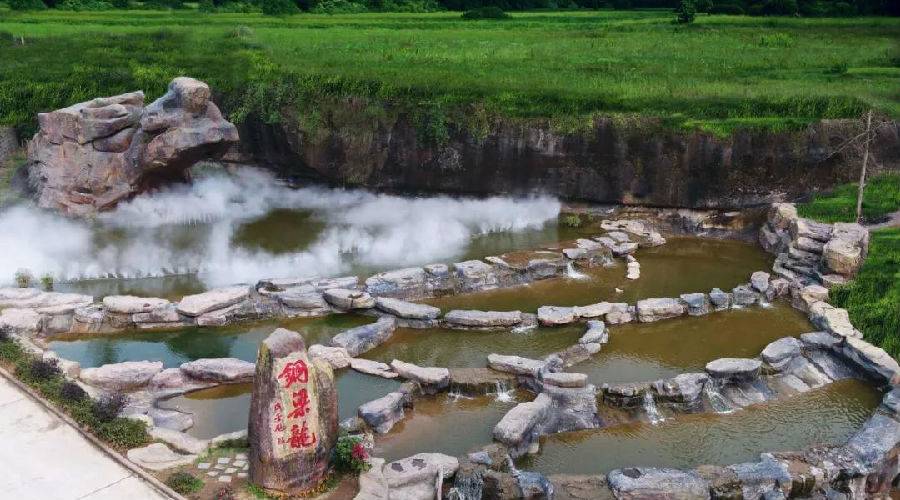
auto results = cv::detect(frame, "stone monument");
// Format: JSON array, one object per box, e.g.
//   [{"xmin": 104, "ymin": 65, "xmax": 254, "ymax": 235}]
[{"xmin": 248, "ymin": 328, "xmax": 338, "ymax": 494}]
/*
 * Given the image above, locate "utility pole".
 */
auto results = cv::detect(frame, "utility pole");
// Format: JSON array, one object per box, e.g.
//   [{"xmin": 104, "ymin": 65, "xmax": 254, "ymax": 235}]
[{"xmin": 855, "ymin": 110, "xmax": 873, "ymax": 223}]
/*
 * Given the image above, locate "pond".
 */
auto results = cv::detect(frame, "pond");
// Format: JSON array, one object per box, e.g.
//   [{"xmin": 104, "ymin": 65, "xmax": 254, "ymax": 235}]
[{"xmin": 518, "ymin": 379, "xmax": 881, "ymax": 475}]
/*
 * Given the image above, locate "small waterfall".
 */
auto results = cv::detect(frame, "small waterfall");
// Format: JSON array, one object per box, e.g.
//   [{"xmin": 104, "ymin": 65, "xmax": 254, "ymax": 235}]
[
  {"xmin": 511, "ymin": 323, "xmax": 537, "ymax": 334},
  {"xmin": 703, "ymin": 381, "xmax": 734, "ymax": 414},
  {"xmin": 565, "ymin": 261, "xmax": 589, "ymax": 280},
  {"xmin": 493, "ymin": 380, "xmax": 516, "ymax": 403},
  {"xmin": 642, "ymin": 392, "xmax": 665, "ymax": 425}
]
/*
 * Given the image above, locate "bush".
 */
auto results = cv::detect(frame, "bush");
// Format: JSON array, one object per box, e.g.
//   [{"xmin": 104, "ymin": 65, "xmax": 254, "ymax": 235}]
[
  {"xmin": 40, "ymin": 274, "xmax": 54, "ymax": 292},
  {"xmin": 26, "ymin": 358, "xmax": 61, "ymax": 382},
  {"xmin": 560, "ymin": 213, "xmax": 583, "ymax": 228},
  {"xmin": 826, "ymin": 1, "xmax": 855, "ymax": 16},
  {"xmin": 92, "ymin": 393, "xmax": 127, "ymax": 423},
  {"xmin": 9, "ymin": 0, "xmax": 47, "ymax": 10},
  {"xmin": 262, "ymin": 0, "xmax": 299, "ymax": 14},
  {"xmin": 312, "ymin": 0, "xmax": 368, "ymax": 12},
  {"xmin": 60, "ymin": 381, "xmax": 88, "ymax": 402},
  {"xmin": 111, "ymin": 0, "xmax": 129, "ymax": 7},
  {"xmin": 760, "ymin": 0, "xmax": 798, "ymax": 15},
  {"xmin": 709, "ymin": 3, "xmax": 743, "ymax": 13},
  {"xmin": 675, "ymin": 0, "xmax": 696, "ymax": 22},
  {"xmin": 694, "ymin": 0, "xmax": 711, "ymax": 12},
  {"xmin": 461, "ymin": 6, "xmax": 509, "ymax": 18},
  {"xmin": 333, "ymin": 435, "xmax": 370, "ymax": 473},
  {"xmin": 14, "ymin": 269, "xmax": 33, "ymax": 289},
  {"xmin": 96, "ymin": 418, "xmax": 149, "ymax": 448},
  {"xmin": 165, "ymin": 471, "xmax": 204, "ymax": 495},
  {"xmin": 57, "ymin": 0, "xmax": 115, "ymax": 9},
  {"xmin": 199, "ymin": 0, "xmax": 215, "ymax": 10}
]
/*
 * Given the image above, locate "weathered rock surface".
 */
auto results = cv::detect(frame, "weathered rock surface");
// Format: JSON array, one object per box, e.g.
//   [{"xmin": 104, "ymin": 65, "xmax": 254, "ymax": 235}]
[
  {"xmin": 80, "ymin": 361, "xmax": 163, "ymax": 391},
  {"xmin": 323, "ymin": 288, "xmax": 375, "ymax": 310},
  {"xmin": 248, "ymin": 328, "xmax": 338, "ymax": 495},
  {"xmin": 383, "ymin": 453, "xmax": 460, "ymax": 500},
  {"xmin": 487, "ymin": 354, "xmax": 546, "ymax": 377},
  {"xmin": 149, "ymin": 427, "xmax": 210, "ymax": 455},
  {"xmin": 445, "ymin": 309, "xmax": 523, "ymax": 329},
  {"xmin": 27, "ymin": 77, "xmax": 239, "ymax": 216},
  {"xmin": 705, "ymin": 358, "xmax": 761, "ymax": 383},
  {"xmin": 177, "ymin": 286, "xmax": 248, "ymax": 317},
  {"xmin": 308, "ymin": 344, "xmax": 351, "ymax": 369},
  {"xmin": 0, "ymin": 308, "xmax": 43, "ymax": 334},
  {"xmin": 493, "ymin": 393, "xmax": 551, "ymax": 453},
  {"xmin": 127, "ymin": 443, "xmax": 196, "ymax": 471},
  {"xmin": 390, "ymin": 360, "xmax": 450, "ymax": 392},
  {"xmin": 348, "ymin": 358, "xmax": 398, "ymax": 379},
  {"xmin": 359, "ymin": 391, "xmax": 409, "ymax": 433},
  {"xmin": 636, "ymin": 298, "xmax": 685, "ymax": 323},
  {"xmin": 542, "ymin": 372, "xmax": 588, "ymax": 388},
  {"xmin": 364, "ymin": 267, "xmax": 427, "ymax": 299},
  {"xmin": 374, "ymin": 297, "xmax": 440, "ymax": 320},
  {"xmin": 761, "ymin": 337, "xmax": 802, "ymax": 369},
  {"xmin": 102, "ymin": 295, "xmax": 170, "ymax": 314},
  {"xmin": 679, "ymin": 293, "xmax": 709, "ymax": 316},
  {"xmin": 651, "ymin": 373, "xmax": 708, "ymax": 406},
  {"xmin": 180, "ymin": 358, "xmax": 255, "ymax": 383},
  {"xmin": 750, "ymin": 271, "xmax": 770, "ymax": 293},
  {"xmin": 579, "ymin": 320, "xmax": 608, "ymax": 345},
  {"xmin": 808, "ymin": 301, "xmax": 860, "ymax": 339},
  {"xmin": 330, "ymin": 317, "xmax": 397, "ymax": 357},
  {"xmin": 537, "ymin": 306, "xmax": 576, "ymax": 326},
  {"xmin": 607, "ymin": 468, "xmax": 709, "ymax": 499}
]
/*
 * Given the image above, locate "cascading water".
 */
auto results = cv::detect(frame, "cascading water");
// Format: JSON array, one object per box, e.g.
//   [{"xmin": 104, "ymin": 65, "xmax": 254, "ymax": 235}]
[
  {"xmin": 642, "ymin": 392, "xmax": 665, "ymax": 425},
  {"xmin": 703, "ymin": 380, "xmax": 735, "ymax": 414},
  {"xmin": 493, "ymin": 380, "xmax": 516, "ymax": 403},
  {"xmin": 565, "ymin": 261, "xmax": 589, "ymax": 280}
]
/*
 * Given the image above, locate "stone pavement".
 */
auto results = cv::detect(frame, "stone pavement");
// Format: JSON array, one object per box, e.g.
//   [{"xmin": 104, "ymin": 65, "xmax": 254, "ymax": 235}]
[{"xmin": 0, "ymin": 374, "xmax": 172, "ymax": 500}]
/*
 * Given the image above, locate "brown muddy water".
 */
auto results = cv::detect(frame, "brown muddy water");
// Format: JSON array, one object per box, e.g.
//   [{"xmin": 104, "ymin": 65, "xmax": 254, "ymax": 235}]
[
  {"xmin": 427, "ymin": 237, "xmax": 772, "ymax": 313},
  {"xmin": 518, "ymin": 379, "xmax": 881, "ymax": 475}
]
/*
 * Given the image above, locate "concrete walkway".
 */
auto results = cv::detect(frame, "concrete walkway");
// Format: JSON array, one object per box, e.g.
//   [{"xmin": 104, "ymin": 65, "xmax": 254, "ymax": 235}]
[{"xmin": 0, "ymin": 375, "xmax": 171, "ymax": 500}]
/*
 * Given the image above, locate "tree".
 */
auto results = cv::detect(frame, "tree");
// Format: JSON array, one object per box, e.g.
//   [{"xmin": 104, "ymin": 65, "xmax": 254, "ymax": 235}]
[
  {"xmin": 676, "ymin": 0, "xmax": 696, "ymax": 22},
  {"xmin": 262, "ymin": 0, "xmax": 299, "ymax": 14},
  {"xmin": 855, "ymin": 110, "xmax": 873, "ymax": 222}
]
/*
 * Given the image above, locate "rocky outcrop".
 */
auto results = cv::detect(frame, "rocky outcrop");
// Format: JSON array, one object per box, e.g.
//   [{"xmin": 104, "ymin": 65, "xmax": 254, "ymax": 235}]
[
  {"xmin": 27, "ymin": 77, "xmax": 238, "ymax": 216},
  {"xmin": 239, "ymin": 107, "xmax": 900, "ymax": 209}
]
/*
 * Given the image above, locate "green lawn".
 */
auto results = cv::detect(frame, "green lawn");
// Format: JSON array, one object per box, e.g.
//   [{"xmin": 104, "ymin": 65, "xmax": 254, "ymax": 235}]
[
  {"xmin": 1, "ymin": 10, "xmax": 898, "ymax": 136},
  {"xmin": 796, "ymin": 173, "xmax": 900, "ymax": 360}
]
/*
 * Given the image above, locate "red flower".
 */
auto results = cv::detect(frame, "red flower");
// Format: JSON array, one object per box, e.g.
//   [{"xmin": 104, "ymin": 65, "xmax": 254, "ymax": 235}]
[{"xmin": 351, "ymin": 442, "xmax": 368, "ymax": 461}]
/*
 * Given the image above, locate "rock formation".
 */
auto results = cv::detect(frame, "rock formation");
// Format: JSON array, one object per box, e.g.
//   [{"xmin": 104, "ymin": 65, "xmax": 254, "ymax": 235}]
[
  {"xmin": 27, "ymin": 77, "xmax": 238, "ymax": 216},
  {"xmin": 248, "ymin": 328, "xmax": 338, "ymax": 495}
]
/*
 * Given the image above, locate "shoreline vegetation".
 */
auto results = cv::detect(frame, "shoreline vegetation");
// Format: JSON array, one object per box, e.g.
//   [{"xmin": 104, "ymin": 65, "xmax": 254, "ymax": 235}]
[
  {"xmin": 1, "ymin": 11, "xmax": 898, "ymax": 140},
  {"xmin": 798, "ymin": 173, "xmax": 900, "ymax": 360}
]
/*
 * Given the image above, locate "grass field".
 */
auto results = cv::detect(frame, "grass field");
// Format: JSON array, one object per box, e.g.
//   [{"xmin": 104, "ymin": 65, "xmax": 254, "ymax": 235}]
[
  {"xmin": 1, "ymin": 10, "xmax": 899, "ymax": 136},
  {"xmin": 798, "ymin": 173, "xmax": 900, "ymax": 223}
]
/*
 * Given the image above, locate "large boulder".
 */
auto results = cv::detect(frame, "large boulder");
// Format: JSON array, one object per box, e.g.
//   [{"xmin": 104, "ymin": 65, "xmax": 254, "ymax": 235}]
[
  {"xmin": 330, "ymin": 317, "xmax": 397, "ymax": 357},
  {"xmin": 636, "ymin": 298, "xmax": 686, "ymax": 323},
  {"xmin": 607, "ymin": 468, "xmax": 709, "ymax": 499},
  {"xmin": 384, "ymin": 453, "xmax": 460, "ymax": 500},
  {"xmin": 179, "ymin": 358, "xmax": 255, "ymax": 383},
  {"xmin": 248, "ymin": 328, "xmax": 338, "ymax": 495},
  {"xmin": 27, "ymin": 77, "xmax": 239, "ymax": 216},
  {"xmin": 80, "ymin": 361, "xmax": 163, "ymax": 391}
]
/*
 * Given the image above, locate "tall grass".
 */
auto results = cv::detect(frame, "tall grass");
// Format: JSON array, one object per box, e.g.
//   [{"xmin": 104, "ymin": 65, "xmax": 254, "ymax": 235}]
[{"xmin": 0, "ymin": 10, "xmax": 898, "ymax": 135}]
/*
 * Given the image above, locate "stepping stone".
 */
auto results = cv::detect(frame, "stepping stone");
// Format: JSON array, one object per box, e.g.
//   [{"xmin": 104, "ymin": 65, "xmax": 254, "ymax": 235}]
[
  {"xmin": 218, "ymin": 475, "xmax": 232, "ymax": 483},
  {"xmin": 217, "ymin": 457, "xmax": 231, "ymax": 464},
  {"xmin": 233, "ymin": 460, "xmax": 246, "ymax": 467},
  {"xmin": 237, "ymin": 472, "xmax": 248, "ymax": 479},
  {"xmin": 214, "ymin": 464, "xmax": 226, "ymax": 470},
  {"xmin": 197, "ymin": 463, "xmax": 211, "ymax": 470},
  {"xmin": 235, "ymin": 453, "xmax": 247, "ymax": 460},
  {"xmin": 207, "ymin": 471, "xmax": 219, "ymax": 477},
  {"xmin": 225, "ymin": 467, "xmax": 236, "ymax": 474}
]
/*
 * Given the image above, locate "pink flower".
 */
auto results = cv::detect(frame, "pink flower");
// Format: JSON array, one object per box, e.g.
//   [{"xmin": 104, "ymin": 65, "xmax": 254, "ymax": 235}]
[{"xmin": 351, "ymin": 442, "xmax": 368, "ymax": 461}]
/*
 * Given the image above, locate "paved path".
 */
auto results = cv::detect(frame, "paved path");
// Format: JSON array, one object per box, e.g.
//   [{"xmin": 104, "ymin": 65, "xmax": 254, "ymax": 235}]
[
  {"xmin": 866, "ymin": 209, "xmax": 900, "ymax": 231},
  {"xmin": 0, "ymin": 375, "xmax": 170, "ymax": 500}
]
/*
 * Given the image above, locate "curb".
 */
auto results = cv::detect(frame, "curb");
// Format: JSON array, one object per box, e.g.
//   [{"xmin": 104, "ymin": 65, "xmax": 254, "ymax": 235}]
[{"xmin": 0, "ymin": 366, "xmax": 186, "ymax": 500}]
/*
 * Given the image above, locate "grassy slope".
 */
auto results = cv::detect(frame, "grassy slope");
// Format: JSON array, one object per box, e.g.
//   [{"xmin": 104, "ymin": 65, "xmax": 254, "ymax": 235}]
[
  {"xmin": 1, "ymin": 10, "xmax": 898, "ymax": 136},
  {"xmin": 797, "ymin": 174, "xmax": 900, "ymax": 359}
]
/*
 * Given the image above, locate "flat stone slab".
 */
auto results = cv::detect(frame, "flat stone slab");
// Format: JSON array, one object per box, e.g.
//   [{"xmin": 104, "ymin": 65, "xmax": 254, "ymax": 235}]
[
  {"xmin": 705, "ymin": 358, "xmax": 762, "ymax": 382},
  {"xmin": 331, "ymin": 317, "xmax": 397, "ymax": 357},
  {"xmin": 349, "ymin": 358, "xmax": 398, "ymax": 379},
  {"xmin": 80, "ymin": 361, "xmax": 163, "ymax": 391},
  {"xmin": 177, "ymin": 286, "xmax": 248, "ymax": 317},
  {"xmin": 102, "ymin": 295, "xmax": 170, "ymax": 314},
  {"xmin": 493, "ymin": 393, "xmax": 551, "ymax": 445},
  {"xmin": 126, "ymin": 443, "xmax": 196, "ymax": 471},
  {"xmin": 180, "ymin": 358, "xmax": 255, "ymax": 383},
  {"xmin": 651, "ymin": 373, "xmax": 708, "ymax": 405},
  {"xmin": 309, "ymin": 344, "xmax": 351, "ymax": 369},
  {"xmin": 608, "ymin": 467, "xmax": 709, "ymax": 498},
  {"xmin": 761, "ymin": 337, "xmax": 802, "ymax": 367},
  {"xmin": 487, "ymin": 354, "xmax": 545, "ymax": 377},
  {"xmin": 636, "ymin": 298, "xmax": 686, "ymax": 322},
  {"xmin": 149, "ymin": 427, "xmax": 209, "ymax": 455},
  {"xmin": 390, "ymin": 360, "xmax": 449, "ymax": 389},
  {"xmin": 444, "ymin": 310, "xmax": 522, "ymax": 328},
  {"xmin": 374, "ymin": 297, "xmax": 440, "ymax": 320},
  {"xmin": 324, "ymin": 288, "xmax": 375, "ymax": 310},
  {"xmin": 542, "ymin": 372, "xmax": 587, "ymax": 388},
  {"xmin": 537, "ymin": 306, "xmax": 576, "ymax": 326}
]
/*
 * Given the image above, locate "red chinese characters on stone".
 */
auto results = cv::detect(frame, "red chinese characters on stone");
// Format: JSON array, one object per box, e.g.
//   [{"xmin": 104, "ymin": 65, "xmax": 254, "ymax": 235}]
[
  {"xmin": 289, "ymin": 421, "xmax": 317, "ymax": 449},
  {"xmin": 287, "ymin": 388, "xmax": 311, "ymax": 419},
  {"xmin": 277, "ymin": 360, "xmax": 309, "ymax": 388}
]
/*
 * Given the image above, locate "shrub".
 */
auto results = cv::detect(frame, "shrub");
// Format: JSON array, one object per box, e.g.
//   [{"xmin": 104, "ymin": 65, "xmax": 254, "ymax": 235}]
[
  {"xmin": 560, "ymin": 213, "xmax": 583, "ymax": 228},
  {"xmin": 675, "ymin": 0, "xmax": 696, "ymax": 22},
  {"xmin": 312, "ymin": 0, "xmax": 367, "ymax": 12},
  {"xmin": 709, "ymin": 3, "xmax": 743, "ymax": 13},
  {"xmin": 60, "ymin": 381, "xmax": 88, "ymax": 402},
  {"xmin": 9, "ymin": 0, "xmax": 47, "ymax": 9},
  {"xmin": 694, "ymin": 0, "xmax": 711, "ymax": 12},
  {"xmin": 165, "ymin": 471, "xmax": 204, "ymax": 495},
  {"xmin": 333, "ymin": 435, "xmax": 370, "ymax": 473},
  {"xmin": 826, "ymin": 1, "xmax": 855, "ymax": 16},
  {"xmin": 39, "ymin": 274, "xmax": 54, "ymax": 292},
  {"xmin": 461, "ymin": 6, "xmax": 509, "ymax": 18},
  {"xmin": 92, "ymin": 393, "xmax": 127, "ymax": 423},
  {"xmin": 827, "ymin": 62, "xmax": 848, "ymax": 75},
  {"xmin": 262, "ymin": 0, "xmax": 299, "ymax": 14},
  {"xmin": 57, "ymin": 0, "xmax": 115, "ymax": 9},
  {"xmin": 0, "ymin": 332, "xmax": 23, "ymax": 362},
  {"xmin": 96, "ymin": 418, "xmax": 149, "ymax": 448},
  {"xmin": 27, "ymin": 358, "xmax": 61, "ymax": 382},
  {"xmin": 761, "ymin": 0, "xmax": 797, "ymax": 15},
  {"xmin": 14, "ymin": 269, "xmax": 33, "ymax": 288},
  {"xmin": 111, "ymin": 0, "xmax": 129, "ymax": 7},
  {"xmin": 199, "ymin": 0, "xmax": 215, "ymax": 10}
]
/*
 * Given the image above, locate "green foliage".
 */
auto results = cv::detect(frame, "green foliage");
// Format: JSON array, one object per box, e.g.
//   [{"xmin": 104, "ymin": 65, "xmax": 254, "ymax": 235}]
[
  {"xmin": 14, "ymin": 269, "xmax": 32, "ymax": 288},
  {"xmin": 709, "ymin": 3, "xmax": 743, "ymax": 13},
  {"xmin": 96, "ymin": 418, "xmax": 150, "ymax": 447},
  {"xmin": 797, "ymin": 174, "xmax": 900, "ymax": 224},
  {"xmin": 759, "ymin": 0, "xmax": 798, "ymax": 15},
  {"xmin": 9, "ymin": 0, "xmax": 46, "ymax": 10},
  {"xmin": 165, "ymin": 471, "xmax": 204, "ymax": 495},
  {"xmin": 333, "ymin": 435, "xmax": 370, "ymax": 473},
  {"xmin": 560, "ymin": 213, "xmax": 583, "ymax": 228},
  {"xmin": 57, "ymin": 0, "xmax": 114, "ymax": 10},
  {"xmin": 199, "ymin": 0, "xmax": 215, "ymax": 11},
  {"xmin": 111, "ymin": 0, "xmax": 129, "ymax": 7},
  {"xmin": 758, "ymin": 32, "xmax": 794, "ymax": 48},
  {"xmin": 92, "ymin": 393, "xmax": 127, "ymax": 423},
  {"xmin": 694, "ymin": 0, "xmax": 711, "ymax": 12},
  {"xmin": 59, "ymin": 380, "xmax": 88, "ymax": 402},
  {"xmin": 40, "ymin": 274, "xmax": 54, "ymax": 291},
  {"xmin": 830, "ymin": 228, "xmax": 900, "ymax": 359},
  {"xmin": 461, "ymin": 6, "xmax": 509, "ymax": 18},
  {"xmin": 675, "ymin": 0, "xmax": 696, "ymax": 23},
  {"xmin": 261, "ymin": 0, "xmax": 298, "ymax": 14},
  {"xmin": 313, "ymin": 0, "xmax": 368, "ymax": 12}
]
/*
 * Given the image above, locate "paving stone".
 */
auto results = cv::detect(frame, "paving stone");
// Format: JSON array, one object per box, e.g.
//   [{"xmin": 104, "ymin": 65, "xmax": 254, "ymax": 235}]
[
  {"xmin": 197, "ymin": 463, "xmax": 211, "ymax": 470},
  {"xmin": 225, "ymin": 467, "xmax": 236, "ymax": 474},
  {"xmin": 233, "ymin": 460, "xmax": 246, "ymax": 467},
  {"xmin": 207, "ymin": 471, "xmax": 219, "ymax": 477},
  {"xmin": 217, "ymin": 457, "xmax": 231, "ymax": 464},
  {"xmin": 235, "ymin": 453, "xmax": 247, "ymax": 460},
  {"xmin": 237, "ymin": 472, "xmax": 248, "ymax": 478},
  {"xmin": 218, "ymin": 475, "xmax": 232, "ymax": 483}
]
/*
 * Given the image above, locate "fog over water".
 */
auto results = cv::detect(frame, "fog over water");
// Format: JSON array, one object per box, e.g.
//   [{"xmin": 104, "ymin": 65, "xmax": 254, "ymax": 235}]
[{"xmin": 0, "ymin": 168, "xmax": 560, "ymax": 288}]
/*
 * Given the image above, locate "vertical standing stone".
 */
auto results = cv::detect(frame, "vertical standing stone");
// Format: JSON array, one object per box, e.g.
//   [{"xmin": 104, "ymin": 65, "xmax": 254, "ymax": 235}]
[{"xmin": 249, "ymin": 328, "xmax": 338, "ymax": 495}]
